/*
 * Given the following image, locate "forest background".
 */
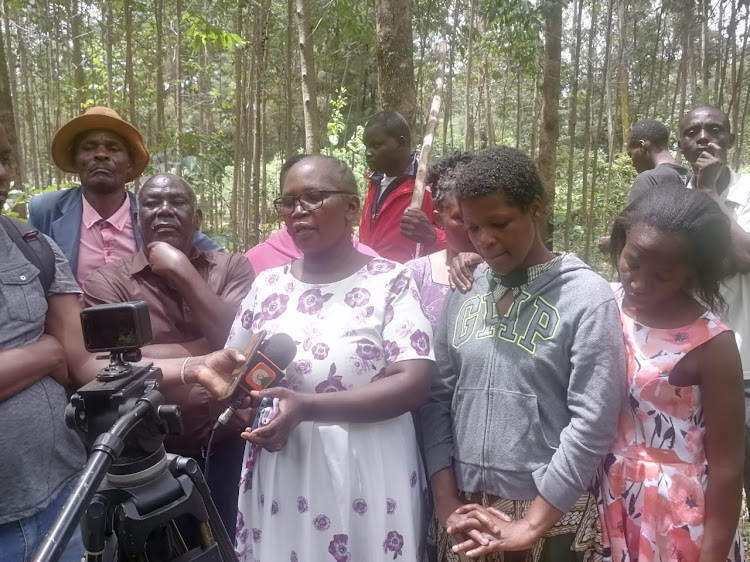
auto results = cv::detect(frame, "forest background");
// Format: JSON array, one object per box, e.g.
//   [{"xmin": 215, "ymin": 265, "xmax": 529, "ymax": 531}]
[{"xmin": 1, "ymin": 0, "xmax": 748, "ymax": 272}]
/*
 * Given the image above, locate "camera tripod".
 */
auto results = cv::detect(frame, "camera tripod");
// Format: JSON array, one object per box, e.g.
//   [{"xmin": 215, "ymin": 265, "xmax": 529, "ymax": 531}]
[{"xmin": 33, "ymin": 360, "xmax": 238, "ymax": 562}]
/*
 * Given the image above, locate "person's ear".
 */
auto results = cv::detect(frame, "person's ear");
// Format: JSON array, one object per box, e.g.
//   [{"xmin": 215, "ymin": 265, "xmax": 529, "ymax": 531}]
[
  {"xmin": 345, "ymin": 194, "xmax": 360, "ymax": 223},
  {"xmin": 194, "ymin": 208, "xmax": 203, "ymax": 231},
  {"xmin": 728, "ymin": 132, "xmax": 736, "ymax": 150},
  {"xmin": 397, "ymin": 136, "xmax": 407, "ymax": 149},
  {"xmin": 124, "ymin": 152, "xmax": 134, "ymax": 179},
  {"xmin": 529, "ymin": 197, "xmax": 543, "ymax": 219},
  {"xmin": 434, "ymin": 208, "xmax": 444, "ymax": 230}
]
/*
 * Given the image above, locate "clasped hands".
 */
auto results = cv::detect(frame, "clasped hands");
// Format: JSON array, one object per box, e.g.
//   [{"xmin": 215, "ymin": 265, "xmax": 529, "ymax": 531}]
[{"xmin": 441, "ymin": 502, "xmax": 540, "ymax": 558}]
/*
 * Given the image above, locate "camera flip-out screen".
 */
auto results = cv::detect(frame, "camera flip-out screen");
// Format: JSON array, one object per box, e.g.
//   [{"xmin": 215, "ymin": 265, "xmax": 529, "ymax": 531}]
[{"xmin": 80, "ymin": 301, "xmax": 153, "ymax": 352}]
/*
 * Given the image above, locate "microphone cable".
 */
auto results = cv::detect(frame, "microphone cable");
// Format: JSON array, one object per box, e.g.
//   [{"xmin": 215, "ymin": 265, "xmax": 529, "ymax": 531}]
[{"xmin": 203, "ymin": 427, "xmax": 219, "ymax": 481}]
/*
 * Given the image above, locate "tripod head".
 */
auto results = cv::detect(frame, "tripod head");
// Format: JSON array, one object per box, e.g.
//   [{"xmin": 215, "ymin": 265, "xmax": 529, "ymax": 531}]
[{"xmin": 69, "ymin": 301, "xmax": 182, "ymax": 470}]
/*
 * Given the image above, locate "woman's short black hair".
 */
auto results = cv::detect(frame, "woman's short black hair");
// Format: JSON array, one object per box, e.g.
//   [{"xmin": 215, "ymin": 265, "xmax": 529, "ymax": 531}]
[
  {"xmin": 610, "ymin": 186, "xmax": 730, "ymax": 312},
  {"xmin": 454, "ymin": 146, "xmax": 545, "ymax": 211},
  {"xmin": 426, "ymin": 151, "xmax": 474, "ymax": 210},
  {"xmin": 280, "ymin": 154, "xmax": 358, "ymax": 194}
]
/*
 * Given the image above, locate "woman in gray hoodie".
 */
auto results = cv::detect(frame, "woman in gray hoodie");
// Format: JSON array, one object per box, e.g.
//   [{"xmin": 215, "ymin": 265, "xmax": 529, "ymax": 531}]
[{"xmin": 421, "ymin": 147, "xmax": 626, "ymax": 561}]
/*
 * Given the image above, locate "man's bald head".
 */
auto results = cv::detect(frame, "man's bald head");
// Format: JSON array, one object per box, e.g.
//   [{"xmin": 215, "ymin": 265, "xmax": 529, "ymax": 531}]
[
  {"xmin": 679, "ymin": 105, "xmax": 731, "ymax": 135},
  {"xmin": 140, "ymin": 173, "xmax": 197, "ymax": 208}
]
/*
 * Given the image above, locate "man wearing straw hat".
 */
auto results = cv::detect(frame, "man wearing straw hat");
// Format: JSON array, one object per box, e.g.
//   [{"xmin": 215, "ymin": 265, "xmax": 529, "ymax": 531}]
[{"xmin": 29, "ymin": 106, "xmax": 220, "ymax": 285}]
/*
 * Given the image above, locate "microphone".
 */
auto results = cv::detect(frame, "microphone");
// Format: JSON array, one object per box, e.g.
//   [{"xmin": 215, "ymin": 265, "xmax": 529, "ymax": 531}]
[{"xmin": 214, "ymin": 332, "xmax": 297, "ymax": 429}]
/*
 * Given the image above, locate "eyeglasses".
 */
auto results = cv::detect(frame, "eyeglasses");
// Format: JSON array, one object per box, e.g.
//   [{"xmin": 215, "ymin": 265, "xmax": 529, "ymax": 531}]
[{"xmin": 273, "ymin": 189, "xmax": 352, "ymax": 217}]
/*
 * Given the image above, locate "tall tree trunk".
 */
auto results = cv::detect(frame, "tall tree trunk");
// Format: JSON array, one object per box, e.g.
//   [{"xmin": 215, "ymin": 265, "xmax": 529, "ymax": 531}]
[
  {"xmin": 105, "ymin": 2, "xmax": 114, "ymax": 107},
  {"xmin": 175, "ymin": 0, "xmax": 184, "ymax": 174},
  {"xmin": 48, "ymin": 0, "xmax": 61, "ymax": 186},
  {"xmin": 285, "ymin": 0, "xmax": 294, "ymax": 159},
  {"xmin": 677, "ymin": 0, "xmax": 692, "ymax": 125},
  {"xmin": 617, "ymin": 0, "xmax": 630, "ymax": 149},
  {"xmin": 732, "ymin": 8, "xmax": 749, "ymax": 169},
  {"xmin": 230, "ymin": 0, "xmax": 246, "ymax": 251},
  {"xmin": 738, "ymin": 61, "xmax": 750, "ymax": 164},
  {"xmin": 515, "ymin": 70, "xmax": 523, "ymax": 149},
  {"xmin": 701, "ymin": 0, "xmax": 709, "ymax": 98},
  {"xmin": 643, "ymin": 4, "xmax": 664, "ymax": 118},
  {"xmin": 530, "ymin": 71, "xmax": 541, "ymax": 161},
  {"xmin": 70, "ymin": 0, "xmax": 85, "ymax": 110},
  {"xmin": 581, "ymin": 0, "xmax": 597, "ymax": 228},
  {"xmin": 564, "ymin": 0, "xmax": 584, "ymax": 250},
  {"xmin": 18, "ymin": 34, "xmax": 41, "ymax": 189},
  {"xmin": 155, "ymin": 0, "xmax": 166, "ymax": 168},
  {"xmin": 124, "ymin": 0, "xmax": 136, "ymax": 125},
  {"xmin": 464, "ymin": 0, "xmax": 476, "ymax": 151},
  {"xmin": 415, "ymin": 0, "xmax": 435, "ymax": 132},
  {"xmin": 375, "ymin": 0, "xmax": 417, "ymax": 129},
  {"xmin": 604, "ymin": 65, "xmax": 616, "ymax": 236},
  {"xmin": 296, "ymin": 0, "xmax": 320, "ymax": 152},
  {"xmin": 715, "ymin": 0, "xmax": 725, "ymax": 102},
  {"xmin": 0, "ymin": 18, "xmax": 22, "ymax": 189},
  {"xmin": 442, "ymin": 0, "xmax": 459, "ymax": 152},
  {"xmin": 585, "ymin": 0, "xmax": 613, "ymax": 262},
  {"xmin": 251, "ymin": 0, "xmax": 270, "ymax": 246},
  {"xmin": 483, "ymin": 53, "xmax": 495, "ymax": 146},
  {"xmin": 538, "ymin": 0, "xmax": 562, "ymax": 249}
]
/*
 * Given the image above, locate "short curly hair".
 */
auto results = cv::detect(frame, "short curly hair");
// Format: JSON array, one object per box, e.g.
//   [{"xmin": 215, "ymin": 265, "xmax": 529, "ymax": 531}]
[
  {"xmin": 426, "ymin": 151, "xmax": 474, "ymax": 210},
  {"xmin": 628, "ymin": 119, "xmax": 670, "ymax": 149},
  {"xmin": 454, "ymin": 146, "xmax": 545, "ymax": 211}
]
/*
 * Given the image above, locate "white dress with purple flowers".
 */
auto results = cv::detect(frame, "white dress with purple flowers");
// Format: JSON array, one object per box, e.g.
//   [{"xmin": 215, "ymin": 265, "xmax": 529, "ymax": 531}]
[{"xmin": 226, "ymin": 257, "xmax": 435, "ymax": 562}]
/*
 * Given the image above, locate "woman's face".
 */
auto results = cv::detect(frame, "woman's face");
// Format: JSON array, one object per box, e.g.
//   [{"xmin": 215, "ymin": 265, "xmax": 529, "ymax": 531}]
[
  {"xmin": 436, "ymin": 194, "xmax": 474, "ymax": 254},
  {"xmin": 281, "ymin": 158, "xmax": 359, "ymax": 255},
  {"xmin": 460, "ymin": 192, "xmax": 540, "ymax": 275},
  {"xmin": 618, "ymin": 222, "xmax": 695, "ymax": 311}
]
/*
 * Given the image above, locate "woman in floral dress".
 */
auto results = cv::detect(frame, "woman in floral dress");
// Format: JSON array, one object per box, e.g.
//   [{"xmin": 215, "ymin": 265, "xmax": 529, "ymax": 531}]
[
  {"xmin": 225, "ymin": 154, "xmax": 435, "ymax": 561},
  {"xmin": 598, "ymin": 186, "xmax": 744, "ymax": 561}
]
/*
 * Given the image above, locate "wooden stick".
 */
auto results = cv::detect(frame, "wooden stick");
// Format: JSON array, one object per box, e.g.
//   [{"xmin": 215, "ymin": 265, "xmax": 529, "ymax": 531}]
[{"xmin": 410, "ymin": 40, "xmax": 448, "ymax": 211}]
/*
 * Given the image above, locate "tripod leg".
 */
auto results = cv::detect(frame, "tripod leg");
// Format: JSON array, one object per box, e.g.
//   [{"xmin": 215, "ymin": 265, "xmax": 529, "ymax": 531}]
[{"xmin": 167, "ymin": 455, "xmax": 238, "ymax": 562}]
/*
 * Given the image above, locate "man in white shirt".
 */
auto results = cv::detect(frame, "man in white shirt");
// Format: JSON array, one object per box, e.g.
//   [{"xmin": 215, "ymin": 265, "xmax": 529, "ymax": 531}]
[{"xmin": 680, "ymin": 105, "xmax": 750, "ymax": 513}]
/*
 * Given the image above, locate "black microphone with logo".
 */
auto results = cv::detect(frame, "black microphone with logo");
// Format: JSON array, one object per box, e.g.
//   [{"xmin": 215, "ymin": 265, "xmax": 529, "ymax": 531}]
[{"xmin": 214, "ymin": 332, "xmax": 297, "ymax": 430}]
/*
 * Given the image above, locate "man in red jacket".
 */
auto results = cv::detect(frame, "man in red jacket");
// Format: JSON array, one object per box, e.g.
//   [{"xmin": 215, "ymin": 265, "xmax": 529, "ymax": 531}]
[{"xmin": 360, "ymin": 111, "xmax": 446, "ymax": 263}]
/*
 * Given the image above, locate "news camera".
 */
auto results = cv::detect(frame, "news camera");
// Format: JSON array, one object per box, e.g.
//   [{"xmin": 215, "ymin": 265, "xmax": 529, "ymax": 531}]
[{"xmin": 34, "ymin": 302, "xmax": 238, "ymax": 562}]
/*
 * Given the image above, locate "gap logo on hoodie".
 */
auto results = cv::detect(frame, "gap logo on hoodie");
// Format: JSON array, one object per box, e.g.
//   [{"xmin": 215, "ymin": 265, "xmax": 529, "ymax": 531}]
[{"xmin": 452, "ymin": 291, "xmax": 560, "ymax": 354}]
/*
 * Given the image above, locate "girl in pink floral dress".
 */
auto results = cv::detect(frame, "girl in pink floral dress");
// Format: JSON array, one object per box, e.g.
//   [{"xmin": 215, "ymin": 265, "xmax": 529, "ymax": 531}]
[{"xmin": 598, "ymin": 186, "xmax": 745, "ymax": 561}]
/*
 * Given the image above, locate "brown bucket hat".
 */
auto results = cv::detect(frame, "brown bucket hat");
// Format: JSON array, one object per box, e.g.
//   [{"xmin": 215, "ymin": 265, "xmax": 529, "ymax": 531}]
[{"xmin": 50, "ymin": 106, "xmax": 150, "ymax": 182}]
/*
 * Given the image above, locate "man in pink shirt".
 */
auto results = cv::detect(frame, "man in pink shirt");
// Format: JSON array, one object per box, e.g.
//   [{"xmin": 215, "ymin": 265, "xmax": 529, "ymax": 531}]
[
  {"xmin": 29, "ymin": 107, "xmax": 220, "ymax": 285},
  {"xmin": 76, "ymin": 167, "xmax": 139, "ymax": 285}
]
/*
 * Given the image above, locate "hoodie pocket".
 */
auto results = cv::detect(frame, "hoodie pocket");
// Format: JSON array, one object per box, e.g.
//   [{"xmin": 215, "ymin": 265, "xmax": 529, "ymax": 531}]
[{"xmin": 453, "ymin": 388, "xmax": 554, "ymax": 473}]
